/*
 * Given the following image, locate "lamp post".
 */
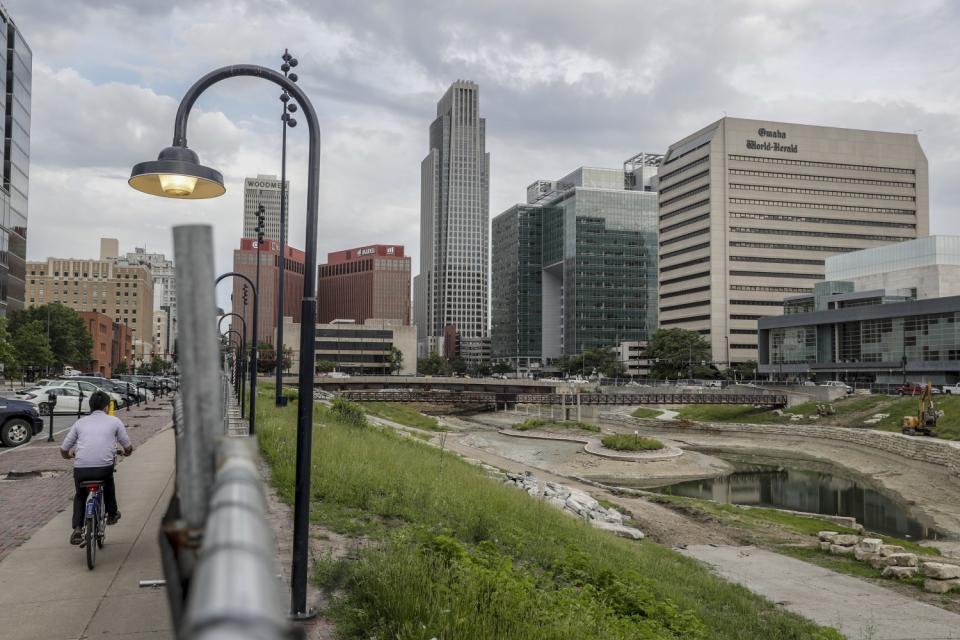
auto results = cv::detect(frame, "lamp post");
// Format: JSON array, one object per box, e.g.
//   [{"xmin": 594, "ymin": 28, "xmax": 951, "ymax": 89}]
[
  {"xmin": 219, "ymin": 314, "xmax": 247, "ymax": 417},
  {"xmin": 255, "ymin": 206, "xmax": 265, "ymax": 396},
  {"xmin": 129, "ymin": 63, "xmax": 321, "ymax": 619},
  {"xmin": 276, "ymin": 49, "xmax": 298, "ymax": 407},
  {"xmin": 217, "ymin": 273, "xmax": 258, "ymax": 435},
  {"xmin": 222, "ymin": 329, "xmax": 244, "ymax": 400}
]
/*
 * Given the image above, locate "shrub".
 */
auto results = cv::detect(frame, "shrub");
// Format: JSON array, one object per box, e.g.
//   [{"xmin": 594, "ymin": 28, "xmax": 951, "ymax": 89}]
[
  {"xmin": 331, "ymin": 397, "xmax": 368, "ymax": 427},
  {"xmin": 601, "ymin": 433, "xmax": 664, "ymax": 451},
  {"xmin": 513, "ymin": 418, "xmax": 600, "ymax": 432}
]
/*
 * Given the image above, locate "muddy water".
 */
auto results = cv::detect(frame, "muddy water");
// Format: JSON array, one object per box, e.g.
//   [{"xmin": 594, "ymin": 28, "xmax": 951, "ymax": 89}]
[{"xmin": 650, "ymin": 456, "xmax": 942, "ymax": 540}]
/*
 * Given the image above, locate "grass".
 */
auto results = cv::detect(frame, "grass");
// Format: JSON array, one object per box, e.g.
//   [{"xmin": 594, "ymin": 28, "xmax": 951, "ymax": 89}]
[
  {"xmin": 601, "ymin": 433, "xmax": 665, "ymax": 451},
  {"xmin": 673, "ymin": 394, "xmax": 960, "ymax": 440},
  {"xmin": 631, "ymin": 407, "xmax": 664, "ymax": 419},
  {"xmin": 361, "ymin": 401, "xmax": 445, "ymax": 431},
  {"xmin": 257, "ymin": 398, "xmax": 842, "ymax": 640},
  {"xmin": 512, "ymin": 418, "xmax": 600, "ymax": 432}
]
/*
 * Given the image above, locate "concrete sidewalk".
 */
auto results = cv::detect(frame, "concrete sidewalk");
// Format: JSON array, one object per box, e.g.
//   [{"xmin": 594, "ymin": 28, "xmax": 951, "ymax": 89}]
[{"xmin": 0, "ymin": 427, "xmax": 175, "ymax": 639}]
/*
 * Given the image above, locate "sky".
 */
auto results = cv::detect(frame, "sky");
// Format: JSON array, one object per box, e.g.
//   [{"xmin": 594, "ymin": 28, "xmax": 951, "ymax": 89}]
[{"xmin": 10, "ymin": 0, "xmax": 960, "ymax": 312}]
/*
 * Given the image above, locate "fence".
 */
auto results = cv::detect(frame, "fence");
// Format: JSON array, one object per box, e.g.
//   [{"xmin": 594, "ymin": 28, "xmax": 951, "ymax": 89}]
[{"xmin": 158, "ymin": 225, "xmax": 291, "ymax": 639}]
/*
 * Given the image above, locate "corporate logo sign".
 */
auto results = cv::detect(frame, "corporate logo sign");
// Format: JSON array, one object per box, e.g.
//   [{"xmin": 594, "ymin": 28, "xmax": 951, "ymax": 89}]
[
  {"xmin": 246, "ymin": 179, "xmax": 283, "ymax": 189},
  {"xmin": 746, "ymin": 127, "xmax": 798, "ymax": 153}
]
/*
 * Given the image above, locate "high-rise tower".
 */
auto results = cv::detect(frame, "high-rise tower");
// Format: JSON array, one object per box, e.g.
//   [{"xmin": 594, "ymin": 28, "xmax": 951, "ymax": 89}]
[
  {"xmin": 243, "ymin": 174, "xmax": 288, "ymax": 244},
  {"xmin": 414, "ymin": 80, "xmax": 490, "ymax": 358}
]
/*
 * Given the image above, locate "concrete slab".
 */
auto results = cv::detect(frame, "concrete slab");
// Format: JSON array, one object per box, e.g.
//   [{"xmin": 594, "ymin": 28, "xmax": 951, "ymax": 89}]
[
  {"xmin": 682, "ymin": 544, "xmax": 960, "ymax": 640},
  {"xmin": 0, "ymin": 428, "xmax": 174, "ymax": 638}
]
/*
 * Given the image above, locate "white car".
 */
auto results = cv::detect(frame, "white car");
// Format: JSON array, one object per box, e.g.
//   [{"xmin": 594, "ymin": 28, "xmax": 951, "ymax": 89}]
[
  {"xmin": 822, "ymin": 381, "xmax": 853, "ymax": 394},
  {"xmin": 47, "ymin": 379, "xmax": 125, "ymax": 407},
  {"xmin": 23, "ymin": 385, "xmax": 91, "ymax": 415}
]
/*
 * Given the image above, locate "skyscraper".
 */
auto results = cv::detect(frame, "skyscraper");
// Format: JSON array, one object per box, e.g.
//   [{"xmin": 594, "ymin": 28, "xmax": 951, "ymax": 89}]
[
  {"xmin": 318, "ymin": 244, "xmax": 411, "ymax": 325},
  {"xmin": 0, "ymin": 7, "xmax": 30, "ymax": 315},
  {"xmin": 659, "ymin": 117, "xmax": 929, "ymax": 365},
  {"xmin": 243, "ymin": 174, "xmax": 289, "ymax": 244},
  {"xmin": 414, "ymin": 80, "xmax": 490, "ymax": 358},
  {"xmin": 114, "ymin": 245, "xmax": 176, "ymax": 358}
]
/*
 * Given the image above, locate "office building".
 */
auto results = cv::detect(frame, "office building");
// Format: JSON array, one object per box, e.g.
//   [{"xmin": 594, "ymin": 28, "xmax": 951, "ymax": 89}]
[
  {"xmin": 280, "ymin": 317, "xmax": 417, "ymax": 375},
  {"xmin": 658, "ymin": 117, "xmax": 929, "ymax": 365},
  {"xmin": 491, "ymin": 154, "xmax": 660, "ymax": 372},
  {"xmin": 231, "ymin": 238, "xmax": 305, "ymax": 346},
  {"xmin": 26, "ymin": 242, "xmax": 154, "ymax": 338},
  {"xmin": 114, "ymin": 244, "xmax": 176, "ymax": 358},
  {"xmin": 414, "ymin": 80, "xmax": 489, "ymax": 357},
  {"xmin": 317, "ymin": 244, "xmax": 411, "ymax": 325},
  {"xmin": 79, "ymin": 311, "xmax": 132, "ymax": 377},
  {"xmin": 0, "ymin": 8, "xmax": 30, "ymax": 315},
  {"xmin": 243, "ymin": 174, "xmax": 289, "ymax": 244}
]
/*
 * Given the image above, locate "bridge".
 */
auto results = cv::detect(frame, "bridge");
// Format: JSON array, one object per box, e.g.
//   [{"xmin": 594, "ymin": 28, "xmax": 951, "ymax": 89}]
[
  {"xmin": 337, "ymin": 390, "xmax": 788, "ymax": 407},
  {"xmin": 301, "ymin": 375, "xmax": 559, "ymax": 395}
]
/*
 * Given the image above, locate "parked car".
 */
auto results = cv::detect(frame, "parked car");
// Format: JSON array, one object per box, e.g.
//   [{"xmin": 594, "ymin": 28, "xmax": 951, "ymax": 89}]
[
  {"xmin": 822, "ymin": 381, "xmax": 853, "ymax": 394},
  {"xmin": 895, "ymin": 383, "xmax": 927, "ymax": 396},
  {"xmin": 65, "ymin": 376, "xmax": 134, "ymax": 406},
  {"xmin": 22, "ymin": 384, "xmax": 92, "ymax": 416},
  {"xmin": 111, "ymin": 380, "xmax": 154, "ymax": 402},
  {"xmin": 49, "ymin": 378, "xmax": 125, "ymax": 408},
  {"xmin": 15, "ymin": 380, "xmax": 51, "ymax": 397},
  {"xmin": 941, "ymin": 383, "xmax": 960, "ymax": 395},
  {"xmin": 703, "ymin": 380, "xmax": 724, "ymax": 388},
  {"xmin": 0, "ymin": 398, "xmax": 43, "ymax": 447}
]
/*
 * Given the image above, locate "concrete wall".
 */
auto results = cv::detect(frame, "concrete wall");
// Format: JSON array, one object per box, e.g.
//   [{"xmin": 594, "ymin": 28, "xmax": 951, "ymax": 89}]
[{"xmin": 602, "ymin": 413, "xmax": 960, "ymax": 478}]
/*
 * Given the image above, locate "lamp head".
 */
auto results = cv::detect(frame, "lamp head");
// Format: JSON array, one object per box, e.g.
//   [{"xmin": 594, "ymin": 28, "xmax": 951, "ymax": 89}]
[{"xmin": 129, "ymin": 146, "xmax": 225, "ymax": 199}]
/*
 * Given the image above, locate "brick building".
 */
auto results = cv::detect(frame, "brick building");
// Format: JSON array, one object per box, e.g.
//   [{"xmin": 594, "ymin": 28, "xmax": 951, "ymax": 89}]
[
  {"xmin": 79, "ymin": 311, "xmax": 132, "ymax": 377},
  {"xmin": 318, "ymin": 245, "xmax": 411, "ymax": 325},
  {"xmin": 231, "ymin": 238, "xmax": 305, "ymax": 346}
]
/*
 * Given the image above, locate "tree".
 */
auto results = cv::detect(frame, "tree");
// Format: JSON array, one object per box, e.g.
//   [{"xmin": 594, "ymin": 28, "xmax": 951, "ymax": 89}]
[
  {"xmin": 418, "ymin": 352, "xmax": 447, "ymax": 376},
  {"xmin": 644, "ymin": 329, "xmax": 712, "ymax": 378},
  {"xmin": 557, "ymin": 347, "xmax": 623, "ymax": 378},
  {"xmin": 149, "ymin": 356, "xmax": 166, "ymax": 375},
  {"xmin": 257, "ymin": 343, "xmax": 277, "ymax": 374},
  {"xmin": 280, "ymin": 346, "xmax": 293, "ymax": 373},
  {"xmin": 0, "ymin": 317, "xmax": 19, "ymax": 378},
  {"xmin": 725, "ymin": 360, "xmax": 757, "ymax": 383},
  {"xmin": 316, "ymin": 359, "xmax": 335, "ymax": 374},
  {"xmin": 8, "ymin": 304, "xmax": 92, "ymax": 371},
  {"xmin": 113, "ymin": 360, "xmax": 129, "ymax": 375},
  {"xmin": 492, "ymin": 361, "xmax": 514, "ymax": 375},
  {"xmin": 13, "ymin": 320, "xmax": 54, "ymax": 373},
  {"xmin": 388, "ymin": 347, "xmax": 404, "ymax": 374}
]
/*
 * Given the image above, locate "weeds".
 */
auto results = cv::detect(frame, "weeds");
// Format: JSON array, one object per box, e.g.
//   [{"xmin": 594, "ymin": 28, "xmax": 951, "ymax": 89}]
[
  {"xmin": 602, "ymin": 433, "xmax": 664, "ymax": 451},
  {"xmin": 513, "ymin": 418, "xmax": 600, "ymax": 432}
]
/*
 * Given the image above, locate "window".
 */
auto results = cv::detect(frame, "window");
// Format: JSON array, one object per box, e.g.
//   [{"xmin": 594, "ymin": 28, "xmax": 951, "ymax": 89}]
[
  {"xmin": 661, "ymin": 271, "xmax": 710, "ymax": 286},
  {"xmin": 729, "ymin": 183, "xmax": 914, "ymax": 201},
  {"xmin": 659, "ymin": 199, "xmax": 710, "ymax": 221},
  {"xmin": 728, "ymin": 168, "xmax": 914, "ymax": 188},
  {"xmin": 662, "ymin": 213, "xmax": 711, "ymax": 234},
  {"xmin": 729, "ymin": 227, "xmax": 912, "ymax": 243},
  {"xmin": 728, "ymin": 197, "xmax": 914, "ymax": 216},
  {"xmin": 660, "ymin": 227, "xmax": 710, "ymax": 247},
  {"xmin": 730, "ymin": 241, "xmax": 858, "ymax": 253},
  {"xmin": 660, "ymin": 153, "xmax": 710, "ymax": 178},
  {"xmin": 730, "ymin": 299, "xmax": 784, "ymax": 306},
  {"xmin": 661, "ymin": 256, "xmax": 710, "ymax": 272},
  {"xmin": 729, "ymin": 212, "xmax": 915, "ymax": 230},
  {"xmin": 661, "ymin": 241, "xmax": 710, "ymax": 261},
  {"xmin": 728, "ymin": 153, "xmax": 915, "ymax": 175},
  {"xmin": 730, "ymin": 255, "xmax": 824, "ymax": 266},
  {"xmin": 729, "ymin": 270, "xmax": 824, "ymax": 280},
  {"xmin": 660, "ymin": 314, "xmax": 710, "ymax": 325},
  {"xmin": 661, "ymin": 286, "xmax": 711, "ymax": 300}
]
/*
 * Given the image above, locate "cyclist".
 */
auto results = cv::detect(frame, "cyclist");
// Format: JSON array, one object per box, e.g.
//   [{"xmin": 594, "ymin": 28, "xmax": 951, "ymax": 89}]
[{"xmin": 60, "ymin": 390, "xmax": 134, "ymax": 545}]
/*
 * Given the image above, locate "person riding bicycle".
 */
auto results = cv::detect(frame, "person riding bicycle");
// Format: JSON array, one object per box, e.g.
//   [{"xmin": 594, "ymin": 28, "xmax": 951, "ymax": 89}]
[{"xmin": 60, "ymin": 390, "xmax": 134, "ymax": 545}]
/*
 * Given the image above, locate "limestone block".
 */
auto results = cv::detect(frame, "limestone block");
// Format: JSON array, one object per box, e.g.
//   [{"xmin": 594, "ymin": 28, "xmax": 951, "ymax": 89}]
[
  {"xmin": 818, "ymin": 531, "xmax": 838, "ymax": 542},
  {"xmin": 831, "ymin": 534, "xmax": 860, "ymax": 547},
  {"xmin": 819, "ymin": 541, "xmax": 832, "ymax": 551},
  {"xmin": 921, "ymin": 562, "xmax": 960, "ymax": 580},
  {"xmin": 869, "ymin": 556, "xmax": 889, "ymax": 570},
  {"xmin": 857, "ymin": 538, "xmax": 883, "ymax": 554},
  {"xmin": 882, "ymin": 566, "xmax": 918, "ymax": 580},
  {"xmin": 879, "ymin": 545, "xmax": 905, "ymax": 557},
  {"xmin": 590, "ymin": 520, "xmax": 645, "ymax": 540},
  {"xmin": 830, "ymin": 544, "xmax": 856, "ymax": 556},
  {"xmin": 854, "ymin": 548, "xmax": 878, "ymax": 563},
  {"xmin": 924, "ymin": 578, "xmax": 960, "ymax": 594},
  {"xmin": 882, "ymin": 553, "xmax": 918, "ymax": 567}
]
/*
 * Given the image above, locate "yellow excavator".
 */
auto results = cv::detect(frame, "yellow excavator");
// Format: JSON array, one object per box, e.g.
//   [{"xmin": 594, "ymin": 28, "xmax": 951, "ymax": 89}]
[{"xmin": 901, "ymin": 382, "xmax": 940, "ymax": 437}]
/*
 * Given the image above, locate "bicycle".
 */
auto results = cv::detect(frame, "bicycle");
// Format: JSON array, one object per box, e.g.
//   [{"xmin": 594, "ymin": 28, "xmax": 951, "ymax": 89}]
[{"xmin": 79, "ymin": 479, "xmax": 107, "ymax": 570}]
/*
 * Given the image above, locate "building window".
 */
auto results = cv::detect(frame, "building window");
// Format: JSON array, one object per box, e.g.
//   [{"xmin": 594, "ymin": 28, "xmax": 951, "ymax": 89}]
[{"xmin": 728, "ymin": 153, "xmax": 916, "ymax": 175}]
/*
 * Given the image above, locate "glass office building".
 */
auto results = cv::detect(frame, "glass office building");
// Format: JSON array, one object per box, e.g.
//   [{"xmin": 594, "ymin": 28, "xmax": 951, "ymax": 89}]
[
  {"xmin": 0, "ymin": 7, "xmax": 30, "ymax": 315},
  {"xmin": 492, "ymin": 158, "xmax": 659, "ymax": 371}
]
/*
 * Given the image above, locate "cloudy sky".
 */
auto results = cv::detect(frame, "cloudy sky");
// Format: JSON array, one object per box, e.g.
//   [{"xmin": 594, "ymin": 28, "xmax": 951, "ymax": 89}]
[{"xmin": 11, "ymin": 0, "xmax": 960, "ymax": 311}]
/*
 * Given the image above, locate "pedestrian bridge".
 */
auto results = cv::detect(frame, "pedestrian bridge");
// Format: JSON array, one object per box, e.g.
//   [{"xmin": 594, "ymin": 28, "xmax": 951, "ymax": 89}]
[{"xmin": 337, "ymin": 390, "xmax": 788, "ymax": 408}]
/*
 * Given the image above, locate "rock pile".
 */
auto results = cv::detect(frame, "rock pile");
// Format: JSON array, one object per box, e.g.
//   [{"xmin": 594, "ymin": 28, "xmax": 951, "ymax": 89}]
[
  {"xmin": 921, "ymin": 562, "xmax": 960, "ymax": 594},
  {"xmin": 504, "ymin": 471, "xmax": 644, "ymax": 540},
  {"xmin": 816, "ymin": 531, "xmax": 960, "ymax": 589}
]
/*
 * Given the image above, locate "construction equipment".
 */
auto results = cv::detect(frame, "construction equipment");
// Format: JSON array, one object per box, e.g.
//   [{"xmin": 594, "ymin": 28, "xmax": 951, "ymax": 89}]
[{"xmin": 901, "ymin": 382, "xmax": 940, "ymax": 437}]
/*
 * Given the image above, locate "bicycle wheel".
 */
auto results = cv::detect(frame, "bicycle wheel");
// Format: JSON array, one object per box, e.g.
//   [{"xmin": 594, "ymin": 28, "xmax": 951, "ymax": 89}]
[{"xmin": 85, "ymin": 515, "xmax": 96, "ymax": 570}]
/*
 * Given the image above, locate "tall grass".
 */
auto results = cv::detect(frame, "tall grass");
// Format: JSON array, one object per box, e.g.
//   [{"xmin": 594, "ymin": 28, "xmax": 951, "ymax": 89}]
[
  {"xmin": 257, "ymin": 399, "xmax": 841, "ymax": 640},
  {"xmin": 361, "ymin": 401, "xmax": 444, "ymax": 431},
  {"xmin": 512, "ymin": 418, "xmax": 600, "ymax": 432}
]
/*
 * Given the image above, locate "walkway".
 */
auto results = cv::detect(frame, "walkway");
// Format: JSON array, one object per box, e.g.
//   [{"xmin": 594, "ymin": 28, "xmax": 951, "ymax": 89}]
[
  {"xmin": 682, "ymin": 545, "xmax": 960, "ymax": 640},
  {"xmin": 0, "ymin": 425, "xmax": 175, "ymax": 639}
]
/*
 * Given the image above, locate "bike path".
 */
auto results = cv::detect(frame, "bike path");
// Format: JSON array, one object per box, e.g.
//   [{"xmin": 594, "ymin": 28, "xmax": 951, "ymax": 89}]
[{"xmin": 0, "ymin": 426, "xmax": 175, "ymax": 639}]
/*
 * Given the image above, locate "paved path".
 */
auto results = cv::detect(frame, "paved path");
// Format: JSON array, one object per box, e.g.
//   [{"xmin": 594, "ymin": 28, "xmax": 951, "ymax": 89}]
[
  {"xmin": 682, "ymin": 545, "xmax": 960, "ymax": 640},
  {"xmin": 0, "ymin": 424, "xmax": 175, "ymax": 639},
  {"xmin": 0, "ymin": 402, "xmax": 173, "ymax": 560}
]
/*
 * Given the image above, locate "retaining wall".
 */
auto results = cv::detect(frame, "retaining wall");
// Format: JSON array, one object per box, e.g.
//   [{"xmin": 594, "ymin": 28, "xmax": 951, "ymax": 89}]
[{"xmin": 601, "ymin": 413, "xmax": 960, "ymax": 479}]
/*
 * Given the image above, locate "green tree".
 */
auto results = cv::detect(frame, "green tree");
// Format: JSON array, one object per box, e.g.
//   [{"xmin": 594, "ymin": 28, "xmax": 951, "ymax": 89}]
[
  {"xmin": 8, "ymin": 304, "xmax": 93, "ymax": 371},
  {"xmin": 280, "ymin": 347, "xmax": 293, "ymax": 373},
  {"xmin": 0, "ymin": 317, "xmax": 19, "ymax": 378},
  {"xmin": 149, "ymin": 356, "xmax": 166, "ymax": 375},
  {"xmin": 113, "ymin": 360, "xmax": 129, "ymax": 375},
  {"xmin": 13, "ymin": 320, "xmax": 54, "ymax": 373},
  {"xmin": 725, "ymin": 360, "xmax": 757, "ymax": 383},
  {"xmin": 645, "ymin": 329, "xmax": 712, "ymax": 378},
  {"xmin": 316, "ymin": 359, "xmax": 336, "ymax": 374},
  {"xmin": 558, "ymin": 347, "xmax": 623, "ymax": 378},
  {"xmin": 388, "ymin": 347, "xmax": 404, "ymax": 374},
  {"xmin": 492, "ymin": 361, "xmax": 514, "ymax": 375},
  {"xmin": 417, "ymin": 352, "xmax": 447, "ymax": 376}
]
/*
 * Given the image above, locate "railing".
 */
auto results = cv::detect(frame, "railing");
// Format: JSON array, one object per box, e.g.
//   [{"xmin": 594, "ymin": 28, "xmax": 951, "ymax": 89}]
[
  {"xmin": 338, "ymin": 390, "xmax": 788, "ymax": 408},
  {"xmin": 159, "ymin": 225, "xmax": 290, "ymax": 639}
]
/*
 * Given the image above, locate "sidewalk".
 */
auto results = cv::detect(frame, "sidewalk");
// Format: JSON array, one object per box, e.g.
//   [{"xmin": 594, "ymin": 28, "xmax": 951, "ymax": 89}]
[{"xmin": 0, "ymin": 424, "xmax": 175, "ymax": 639}]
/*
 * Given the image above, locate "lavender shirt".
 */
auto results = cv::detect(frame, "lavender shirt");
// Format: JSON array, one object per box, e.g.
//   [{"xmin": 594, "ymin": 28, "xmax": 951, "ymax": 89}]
[{"xmin": 60, "ymin": 411, "xmax": 131, "ymax": 468}]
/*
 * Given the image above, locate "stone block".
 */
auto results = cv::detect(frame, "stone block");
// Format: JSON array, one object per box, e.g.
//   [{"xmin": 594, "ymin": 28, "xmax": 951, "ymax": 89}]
[
  {"xmin": 857, "ymin": 538, "xmax": 883, "ymax": 554},
  {"xmin": 869, "ymin": 556, "xmax": 889, "ymax": 570},
  {"xmin": 924, "ymin": 578, "xmax": 960, "ymax": 594},
  {"xmin": 590, "ymin": 520, "xmax": 645, "ymax": 540},
  {"xmin": 882, "ymin": 566, "xmax": 918, "ymax": 580},
  {"xmin": 818, "ymin": 531, "xmax": 838, "ymax": 542},
  {"xmin": 819, "ymin": 541, "xmax": 832, "ymax": 551},
  {"xmin": 831, "ymin": 534, "xmax": 860, "ymax": 547},
  {"xmin": 882, "ymin": 553, "xmax": 918, "ymax": 567},
  {"xmin": 854, "ymin": 547, "xmax": 878, "ymax": 562},
  {"xmin": 879, "ymin": 544, "xmax": 905, "ymax": 557},
  {"xmin": 830, "ymin": 544, "xmax": 856, "ymax": 556},
  {"xmin": 921, "ymin": 562, "xmax": 960, "ymax": 580}
]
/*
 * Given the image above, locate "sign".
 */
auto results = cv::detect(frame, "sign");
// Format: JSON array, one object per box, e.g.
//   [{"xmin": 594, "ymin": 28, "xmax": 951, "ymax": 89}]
[
  {"xmin": 246, "ymin": 179, "xmax": 283, "ymax": 189},
  {"xmin": 357, "ymin": 247, "xmax": 376, "ymax": 256},
  {"xmin": 386, "ymin": 246, "xmax": 395, "ymax": 255},
  {"xmin": 746, "ymin": 127, "xmax": 797, "ymax": 153}
]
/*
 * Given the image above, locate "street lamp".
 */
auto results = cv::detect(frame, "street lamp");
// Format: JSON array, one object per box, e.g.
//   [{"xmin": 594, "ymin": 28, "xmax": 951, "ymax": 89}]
[
  {"xmin": 222, "ymin": 329, "xmax": 244, "ymax": 404},
  {"xmin": 129, "ymin": 63, "xmax": 321, "ymax": 619},
  {"xmin": 255, "ymin": 206, "xmax": 265, "ymax": 396},
  {"xmin": 217, "ymin": 273, "xmax": 258, "ymax": 436},
  {"xmin": 276, "ymin": 49, "xmax": 298, "ymax": 408},
  {"xmin": 219, "ymin": 313, "xmax": 247, "ymax": 418}
]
